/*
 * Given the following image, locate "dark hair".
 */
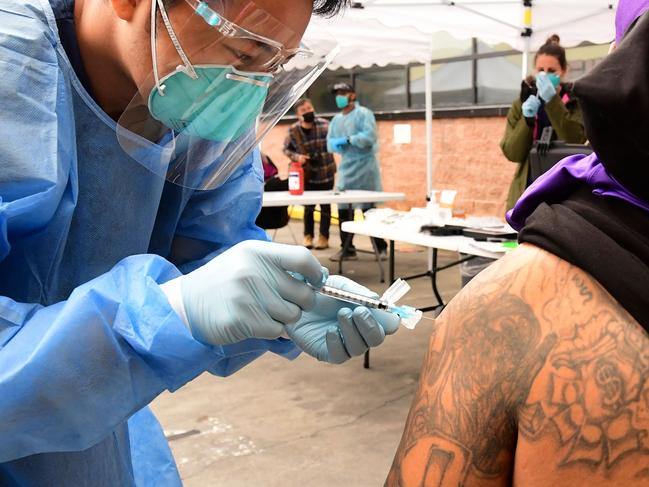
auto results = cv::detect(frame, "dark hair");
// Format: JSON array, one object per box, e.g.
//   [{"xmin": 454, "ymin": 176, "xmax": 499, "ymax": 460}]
[
  {"xmin": 535, "ymin": 34, "xmax": 567, "ymax": 71},
  {"xmin": 314, "ymin": 0, "xmax": 352, "ymax": 17},
  {"xmin": 294, "ymin": 98, "xmax": 313, "ymax": 111}
]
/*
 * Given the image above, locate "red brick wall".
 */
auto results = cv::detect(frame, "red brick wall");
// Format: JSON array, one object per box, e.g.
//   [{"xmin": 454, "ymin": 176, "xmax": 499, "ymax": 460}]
[{"xmin": 262, "ymin": 116, "xmax": 516, "ymax": 217}]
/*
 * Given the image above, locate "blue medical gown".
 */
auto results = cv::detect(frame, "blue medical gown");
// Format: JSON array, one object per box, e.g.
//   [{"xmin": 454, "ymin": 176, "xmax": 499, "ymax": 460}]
[
  {"xmin": 0, "ymin": 0, "xmax": 298, "ymax": 484},
  {"xmin": 327, "ymin": 104, "xmax": 382, "ymax": 206}
]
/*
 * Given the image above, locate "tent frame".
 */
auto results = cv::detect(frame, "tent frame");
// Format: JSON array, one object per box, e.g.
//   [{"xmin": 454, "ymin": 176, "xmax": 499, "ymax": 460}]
[{"xmin": 354, "ymin": 0, "xmax": 614, "ymax": 198}]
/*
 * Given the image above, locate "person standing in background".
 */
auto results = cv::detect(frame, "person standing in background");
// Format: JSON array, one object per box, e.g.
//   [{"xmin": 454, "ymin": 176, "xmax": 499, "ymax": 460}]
[
  {"xmin": 500, "ymin": 35, "xmax": 586, "ymax": 210},
  {"xmin": 327, "ymin": 83, "xmax": 387, "ymax": 262},
  {"xmin": 284, "ymin": 99, "xmax": 337, "ymax": 250}
]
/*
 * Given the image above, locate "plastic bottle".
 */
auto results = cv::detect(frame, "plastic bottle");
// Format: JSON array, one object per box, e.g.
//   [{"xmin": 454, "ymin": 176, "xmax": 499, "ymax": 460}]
[{"xmin": 288, "ymin": 161, "xmax": 304, "ymax": 195}]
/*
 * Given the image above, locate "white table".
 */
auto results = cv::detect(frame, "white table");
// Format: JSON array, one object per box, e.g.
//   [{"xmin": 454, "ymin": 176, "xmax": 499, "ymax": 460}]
[
  {"xmin": 341, "ymin": 219, "xmax": 515, "ymax": 369},
  {"xmin": 341, "ymin": 220, "xmax": 508, "ymax": 260},
  {"xmin": 262, "ymin": 191, "xmax": 405, "ymax": 277},
  {"xmin": 262, "ymin": 190, "xmax": 406, "ymax": 208},
  {"xmin": 341, "ymin": 219, "xmax": 513, "ymax": 308}
]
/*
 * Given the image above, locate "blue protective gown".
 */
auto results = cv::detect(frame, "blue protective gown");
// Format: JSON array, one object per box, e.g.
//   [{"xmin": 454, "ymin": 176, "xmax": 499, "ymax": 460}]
[
  {"xmin": 0, "ymin": 0, "xmax": 299, "ymax": 484},
  {"xmin": 327, "ymin": 103, "xmax": 383, "ymax": 204}
]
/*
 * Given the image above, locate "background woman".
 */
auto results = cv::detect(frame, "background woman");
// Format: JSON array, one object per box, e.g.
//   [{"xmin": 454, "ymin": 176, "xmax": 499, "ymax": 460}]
[{"xmin": 500, "ymin": 35, "xmax": 586, "ymax": 210}]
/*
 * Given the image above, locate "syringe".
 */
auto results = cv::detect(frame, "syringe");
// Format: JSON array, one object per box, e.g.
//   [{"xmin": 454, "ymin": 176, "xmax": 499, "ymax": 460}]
[{"xmin": 315, "ymin": 284, "xmax": 423, "ymax": 330}]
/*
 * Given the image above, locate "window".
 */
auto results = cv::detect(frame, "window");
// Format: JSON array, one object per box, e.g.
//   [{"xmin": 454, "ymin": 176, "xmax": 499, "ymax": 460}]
[
  {"xmin": 409, "ymin": 62, "xmax": 474, "ymax": 108},
  {"xmin": 565, "ymin": 44, "xmax": 609, "ymax": 81},
  {"xmin": 355, "ymin": 67, "xmax": 408, "ymax": 111},
  {"xmin": 300, "ymin": 35, "xmax": 609, "ymax": 115},
  {"xmin": 477, "ymin": 54, "xmax": 520, "ymax": 104},
  {"xmin": 411, "ymin": 33, "xmax": 475, "ymax": 108}
]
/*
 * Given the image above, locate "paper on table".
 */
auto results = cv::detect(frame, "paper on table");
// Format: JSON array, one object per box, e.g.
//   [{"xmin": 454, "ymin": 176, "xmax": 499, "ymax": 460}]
[
  {"xmin": 468, "ymin": 241, "xmax": 512, "ymax": 255},
  {"xmin": 439, "ymin": 190, "xmax": 457, "ymax": 207}
]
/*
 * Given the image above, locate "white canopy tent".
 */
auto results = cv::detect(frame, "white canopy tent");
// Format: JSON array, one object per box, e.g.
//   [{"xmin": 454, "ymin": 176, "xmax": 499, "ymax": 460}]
[{"xmin": 303, "ymin": 0, "xmax": 618, "ymax": 197}]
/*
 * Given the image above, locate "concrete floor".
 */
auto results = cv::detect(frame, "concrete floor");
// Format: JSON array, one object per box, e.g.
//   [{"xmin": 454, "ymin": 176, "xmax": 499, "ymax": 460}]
[{"xmin": 151, "ymin": 219, "xmax": 463, "ymax": 486}]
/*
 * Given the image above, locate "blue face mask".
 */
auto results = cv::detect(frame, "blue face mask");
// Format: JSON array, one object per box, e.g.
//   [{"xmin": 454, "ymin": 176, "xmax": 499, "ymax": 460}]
[
  {"xmin": 148, "ymin": 66, "xmax": 271, "ymax": 142},
  {"xmin": 547, "ymin": 73, "xmax": 561, "ymax": 87},
  {"xmin": 335, "ymin": 95, "xmax": 350, "ymax": 109}
]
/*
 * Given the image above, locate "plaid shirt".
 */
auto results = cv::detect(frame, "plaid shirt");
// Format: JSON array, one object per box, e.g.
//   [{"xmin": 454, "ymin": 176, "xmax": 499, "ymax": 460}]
[{"xmin": 283, "ymin": 118, "xmax": 336, "ymax": 184}]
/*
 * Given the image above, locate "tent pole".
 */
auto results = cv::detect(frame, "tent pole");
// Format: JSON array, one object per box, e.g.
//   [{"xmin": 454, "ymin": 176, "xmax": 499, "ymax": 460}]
[
  {"xmin": 521, "ymin": 0, "xmax": 533, "ymax": 78},
  {"xmin": 522, "ymin": 36, "xmax": 530, "ymax": 78},
  {"xmin": 425, "ymin": 57, "xmax": 433, "ymax": 200},
  {"xmin": 425, "ymin": 50, "xmax": 434, "ymax": 275}
]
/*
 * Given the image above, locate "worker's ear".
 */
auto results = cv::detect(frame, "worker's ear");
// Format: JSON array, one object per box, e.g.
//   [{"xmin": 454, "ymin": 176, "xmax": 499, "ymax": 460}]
[{"xmin": 110, "ymin": 0, "xmax": 138, "ymax": 21}]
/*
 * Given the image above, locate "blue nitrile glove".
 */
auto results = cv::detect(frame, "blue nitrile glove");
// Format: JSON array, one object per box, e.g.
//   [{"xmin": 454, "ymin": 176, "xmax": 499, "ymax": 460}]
[
  {"xmin": 286, "ymin": 275, "xmax": 400, "ymax": 364},
  {"xmin": 536, "ymin": 71, "xmax": 558, "ymax": 103},
  {"xmin": 178, "ymin": 241, "xmax": 327, "ymax": 345},
  {"xmin": 522, "ymin": 95, "xmax": 542, "ymax": 118},
  {"xmin": 329, "ymin": 136, "xmax": 349, "ymax": 153}
]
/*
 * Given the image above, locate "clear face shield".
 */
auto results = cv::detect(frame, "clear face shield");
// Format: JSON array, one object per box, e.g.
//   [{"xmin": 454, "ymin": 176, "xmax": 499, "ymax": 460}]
[{"xmin": 117, "ymin": 0, "xmax": 338, "ymax": 190}]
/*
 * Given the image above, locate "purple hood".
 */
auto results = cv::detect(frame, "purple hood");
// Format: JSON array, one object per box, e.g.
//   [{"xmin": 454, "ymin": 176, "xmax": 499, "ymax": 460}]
[
  {"xmin": 616, "ymin": 0, "xmax": 649, "ymax": 43},
  {"xmin": 507, "ymin": 153, "xmax": 649, "ymax": 231}
]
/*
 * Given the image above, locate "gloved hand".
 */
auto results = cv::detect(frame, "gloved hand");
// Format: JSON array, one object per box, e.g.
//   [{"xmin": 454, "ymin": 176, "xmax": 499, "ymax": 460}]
[
  {"xmin": 536, "ymin": 71, "xmax": 558, "ymax": 103},
  {"xmin": 519, "ymin": 76, "xmax": 536, "ymax": 103},
  {"xmin": 172, "ymin": 240, "xmax": 327, "ymax": 345},
  {"xmin": 522, "ymin": 95, "xmax": 541, "ymax": 118},
  {"xmin": 286, "ymin": 275, "xmax": 400, "ymax": 364},
  {"xmin": 329, "ymin": 136, "xmax": 349, "ymax": 153}
]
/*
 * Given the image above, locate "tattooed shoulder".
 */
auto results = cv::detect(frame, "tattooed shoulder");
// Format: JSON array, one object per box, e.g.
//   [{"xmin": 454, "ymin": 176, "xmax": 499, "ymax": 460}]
[
  {"xmin": 518, "ymin": 269, "xmax": 649, "ymax": 483},
  {"xmin": 386, "ymin": 244, "xmax": 649, "ymax": 487}
]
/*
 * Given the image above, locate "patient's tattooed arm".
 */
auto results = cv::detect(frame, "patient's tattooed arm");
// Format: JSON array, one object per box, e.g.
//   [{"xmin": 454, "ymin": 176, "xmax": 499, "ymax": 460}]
[{"xmin": 386, "ymin": 245, "xmax": 649, "ymax": 487}]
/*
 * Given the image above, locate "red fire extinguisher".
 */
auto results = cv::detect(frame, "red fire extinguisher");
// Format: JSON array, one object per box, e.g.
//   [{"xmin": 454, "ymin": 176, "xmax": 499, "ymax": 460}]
[{"xmin": 288, "ymin": 161, "xmax": 304, "ymax": 195}]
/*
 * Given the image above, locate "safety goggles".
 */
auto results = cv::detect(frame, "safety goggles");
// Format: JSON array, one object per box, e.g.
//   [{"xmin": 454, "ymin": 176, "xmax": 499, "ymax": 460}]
[{"xmin": 183, "ymin": 0, "xmax": 313, "ymax": 73}]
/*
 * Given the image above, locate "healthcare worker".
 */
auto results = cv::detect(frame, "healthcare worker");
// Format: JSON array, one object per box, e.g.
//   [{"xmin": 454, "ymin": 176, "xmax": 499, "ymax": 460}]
[
  {"xmin": 500, "ymin": 34, "xmax": 586, "ymax": 210},
  {"xmin": 326, "ymin": 82, "xmax": 388, "ymax": 262},
  {"xmin": 0, "ymin": 0, "xmax": 401, "ymax": 484}
]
